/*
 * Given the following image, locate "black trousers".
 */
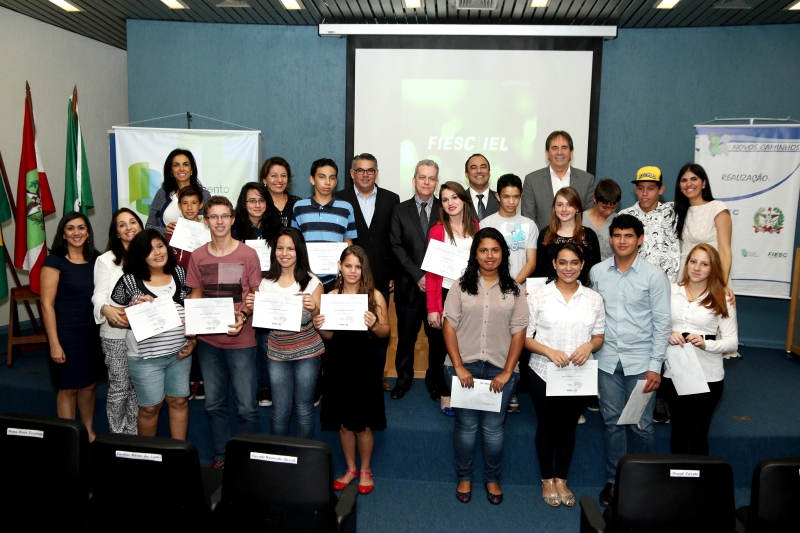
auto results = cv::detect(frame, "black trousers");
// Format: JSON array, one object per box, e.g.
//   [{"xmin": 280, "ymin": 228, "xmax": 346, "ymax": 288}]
[
  {"xmin": 394, "ymin": 297, "xmax": 446, "ymax": 392},
  {"xmin": 529, "ymin": 367, "xmax": 586, "ymax": 480},
  {"xmin": 663, "ymin": 377, "xmax": 724, "ymax": 456}
]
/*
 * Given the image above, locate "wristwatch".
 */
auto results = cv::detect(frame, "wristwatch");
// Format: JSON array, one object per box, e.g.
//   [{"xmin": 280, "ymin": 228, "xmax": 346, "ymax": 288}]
[{"xmin": 241, "ymin": 311, "xmax": 250, "ymax": 324}]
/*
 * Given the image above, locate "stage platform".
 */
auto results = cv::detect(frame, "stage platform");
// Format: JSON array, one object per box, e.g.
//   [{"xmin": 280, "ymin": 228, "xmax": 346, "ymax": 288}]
[{"xmin": 1, "ymin": 342, "xmax": 796, "ymax": 530}]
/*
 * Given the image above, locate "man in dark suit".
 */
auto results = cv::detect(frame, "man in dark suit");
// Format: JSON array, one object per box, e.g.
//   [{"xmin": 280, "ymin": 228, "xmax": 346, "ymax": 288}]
[
  {"xmin": 336, "ymin": 153, "xmax": 400, "ymax": 391},
  {"xmin": 521, "ymin": 131, "xmax": 596, "ymax": 230},
  {"xmin": 465, "ymin": 153, "xmax": 499, "ymax": 222},
  {"xmin": 388, "ymin": 159, "xmax": 443, "ymax": 399}
]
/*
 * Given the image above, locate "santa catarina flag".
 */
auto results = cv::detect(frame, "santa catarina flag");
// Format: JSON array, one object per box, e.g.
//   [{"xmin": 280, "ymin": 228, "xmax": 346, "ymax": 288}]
[
  {"xmin": 64, "ymin": 87, "xmax": 93, "ymax": 215},
  {"xmin": 15, "ymin": 84, "xmax": 55, "ymax": 294}
]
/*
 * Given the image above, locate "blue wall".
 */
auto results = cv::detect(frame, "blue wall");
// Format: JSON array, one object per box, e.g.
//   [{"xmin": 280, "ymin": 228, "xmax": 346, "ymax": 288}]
[
  {"xmin": 127, "ymin": 20, "xmax": 346, "ymax": 199},
  {"xmin": 127, "ymin": 20, "xmax": 800, "ymax": 349}
]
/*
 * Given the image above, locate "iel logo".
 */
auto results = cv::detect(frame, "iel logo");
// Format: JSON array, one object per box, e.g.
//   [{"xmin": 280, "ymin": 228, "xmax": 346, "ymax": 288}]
[
  {"xmin": 707, "ymin": 133, "xmax": 730, "ymax": 157},
  {"xmin": 753, "ymin": 207, "xmax": 784, "ymax": 234}
]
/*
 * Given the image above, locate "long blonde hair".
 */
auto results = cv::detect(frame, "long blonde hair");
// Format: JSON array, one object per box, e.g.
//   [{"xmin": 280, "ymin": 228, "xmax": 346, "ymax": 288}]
[
  {"xmin": 678, "ymin": 243, "xmax": 729, "ymax": 318},
  {"xmin": 544, "ymin": 186, "xmax": 585, "ymax": 246},
  {"xmin": 438, "ymin": 181, "xmax": 477, "ymax": 244}
]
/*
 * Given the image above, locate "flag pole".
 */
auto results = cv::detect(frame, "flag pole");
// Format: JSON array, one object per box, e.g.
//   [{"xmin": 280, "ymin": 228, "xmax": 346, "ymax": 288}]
[
  {"xmin": 72, "ymin": 85, "xmax": 78, "ymax": 120},
  {"xmin": 0, "ymin": 149, "xmax": 41, "ymax": 332}
]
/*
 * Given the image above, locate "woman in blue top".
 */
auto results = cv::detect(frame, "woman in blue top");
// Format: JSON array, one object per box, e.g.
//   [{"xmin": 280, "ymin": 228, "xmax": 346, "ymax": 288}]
[{"xmin": 146, "ymin": 148, "xmax": 211, "ymax": 236}]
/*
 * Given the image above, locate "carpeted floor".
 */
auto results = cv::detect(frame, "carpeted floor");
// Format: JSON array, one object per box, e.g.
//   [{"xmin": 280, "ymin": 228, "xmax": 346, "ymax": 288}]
[{"xmin": 2, "ymin": 339, "xmax": 796, "ymax": 531}]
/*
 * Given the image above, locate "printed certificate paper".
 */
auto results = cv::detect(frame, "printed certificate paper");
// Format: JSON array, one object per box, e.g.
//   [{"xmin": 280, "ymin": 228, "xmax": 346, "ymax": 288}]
[
  {"xmin": 169, "ymin": 218, "xmax": 211, "ymax": 252},
  {"xmin": 124, "ymin": 297, "xmax": 182, "ymax": 342},
  {"xmin": 245, "ymin": 240, "xmax": 271, "ymax": 271},
  {"xmin": 252, "ymin": 292, "xmax": 303, "ymax": 332},
  {"xmin": 545, "ymin": 360, "xmax": 598, "ymax": 396},
  {"xmin": 421, "ymin": 239, "xmax": 470, "ymax": 280},
  {"xmin": 319, "ymin": 294, "xmax": 368, "ymax": 331},
  {"xmin": 665, "ymin": 344, "xmax": 711, "ymax": 395},
  {"xmin": 184, "ymin": 298, "xmax": 236, "ymax": 335},
  {"xmin": 307, "ymin": 242, "xmax": 348, "ymax": 275},
  {"xmin": 617, "ymin": 380, "xmax": 654, "ymax": 425},
  {"xmin": 450, "ymin": 377, "xmax": 502, "ymax": 413}
]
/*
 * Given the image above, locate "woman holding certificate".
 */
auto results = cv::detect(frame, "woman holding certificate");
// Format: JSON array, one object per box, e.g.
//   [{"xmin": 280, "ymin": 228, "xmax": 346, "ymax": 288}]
[
  {"xmin": 533, "ymin": 187, "xmax": 601, "ymax": 283},
  {"xmin": 443, "ymin": 227, "xmax": 528, "ymax": 505},
  {"xmin": 231, "ymin": 182, "xmax": 281, "ymax": 242},
  {"xmin": 525, "ymin": 242, "xmax": 605, "ymax": 508},
  {"xmin": 111, "ymin": 229, "xmax": 195, "ymax": 439},
  {"xmin": 245, "ymin": 227, "xmax": 325, "ymax": 439},
  {"xmin": 41, "ymin": 212, "xmax": 105, "ymax": 441},
  {"xmin": 146, "ymin": 149, "xmax": 211, "ymax": 236},
  {"xmin": 665, "ymin": 244, "xmax": 737, "ymax": 455},
  {"xmin": 92, "ymin": 208, "xmax": 143, "ymax": 434},
  {"xmin": 313, "ymin": 246, "xmax": 389, "ymax": 495},
  {"xmin": 426, "ymin": 181, "xmax": 479, "ymax": 416}
]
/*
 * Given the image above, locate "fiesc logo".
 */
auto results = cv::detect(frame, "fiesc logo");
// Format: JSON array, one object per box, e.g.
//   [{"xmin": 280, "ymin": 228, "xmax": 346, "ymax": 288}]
[{"xmin": 753, "ymin": 207, "xmax": 784, "ymax": 234}]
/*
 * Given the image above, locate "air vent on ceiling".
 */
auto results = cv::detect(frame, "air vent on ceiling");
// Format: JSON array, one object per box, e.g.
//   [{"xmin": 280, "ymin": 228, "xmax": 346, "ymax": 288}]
[
  {"xmin": 217, "ymin": 0, "xmax": 250, "ymax": 7},
  {"xmin": 456, "ymin": 0, "xmax": 498, "ymax": 10},
  {"xmin": 713, "ymin": 0, "xmax": 757, "ymax": 8}
]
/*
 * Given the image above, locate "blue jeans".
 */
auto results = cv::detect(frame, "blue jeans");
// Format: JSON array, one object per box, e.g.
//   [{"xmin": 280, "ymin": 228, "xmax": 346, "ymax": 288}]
[
  {"xmin": 196, "ymin": 340, "xmax": 259, "ymax": 461},
  {"xmin": 256, "ymin": 331, "xmax": 270, "ymax": 390},
  {"xmin": 598, "ymin": 360, "xmax": 657, "ymax": 483},
  {"xmin": 269, "ymin": 356, "xmax": 321, "ymax": 440},
  {"xmin": 445, "ymin": 362, "xmax": 519, "ymax": 484}
]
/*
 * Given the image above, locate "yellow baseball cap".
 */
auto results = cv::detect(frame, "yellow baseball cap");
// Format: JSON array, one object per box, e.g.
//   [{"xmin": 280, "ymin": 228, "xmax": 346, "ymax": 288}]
[{"xmin": 632, "ymin": 166, "xmax": 662, "ymax": 184}]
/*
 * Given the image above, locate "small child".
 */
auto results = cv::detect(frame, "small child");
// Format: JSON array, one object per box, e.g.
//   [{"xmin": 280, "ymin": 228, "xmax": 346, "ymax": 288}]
[{"xmin": 167, "ymin": 185, "xmax": 205, "ymax": 271}]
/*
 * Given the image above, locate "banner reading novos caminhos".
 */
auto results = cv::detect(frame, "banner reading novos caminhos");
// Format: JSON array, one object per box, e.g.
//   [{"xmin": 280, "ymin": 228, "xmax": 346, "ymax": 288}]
[
  {"xmin": 114, "ymin": 127, "xmax": 260, "ymax": 222},
  {"xmin": 695, "ymin": 125, "xmax": 800, "ymax": 299}
]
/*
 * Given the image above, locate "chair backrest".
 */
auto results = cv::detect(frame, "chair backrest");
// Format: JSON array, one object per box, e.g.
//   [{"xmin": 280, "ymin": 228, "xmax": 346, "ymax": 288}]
[
  {"xmin": 612, "ymin": 454, "xmax": 735, "ymax": 533},
  {"xmin": 90, "ymin": 433, "xmax": 210, "ymax": 527},
  {"xmin": 747, "ymin": 457, "xmax": 800, "ymax": 532},
  {"xmin": 0, "ymin": 413, "xmax": 90, "ymax": 527},
  {"xmin": 216, "ymin": 434, "xmax": 337, "ymax": 532}
]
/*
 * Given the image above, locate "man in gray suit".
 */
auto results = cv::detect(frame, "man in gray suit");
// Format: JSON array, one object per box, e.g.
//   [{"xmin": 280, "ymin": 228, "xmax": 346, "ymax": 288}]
[
  {"xmin": 465, "ymin": 153, "xmax": 499, "ymax": 221},
  {"xmin": 521, "ymin": 131, "xmax": 596, "ymax": 229}
]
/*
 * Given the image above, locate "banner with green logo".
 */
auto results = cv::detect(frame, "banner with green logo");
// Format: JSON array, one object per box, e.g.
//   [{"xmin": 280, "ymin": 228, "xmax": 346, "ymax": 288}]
[{"xmin": 695, "ymin": 125, "xmax": 800, "ymax": 298}]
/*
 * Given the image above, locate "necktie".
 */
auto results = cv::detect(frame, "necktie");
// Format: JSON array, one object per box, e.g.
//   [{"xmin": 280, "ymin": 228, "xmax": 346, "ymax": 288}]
[
  {"xmin": 477, "ymin": 194, "xmax": 486, "ymax": 220},
  {"xmin": 419, "ymin": 203, "xmax": 429, "ymax": 236}
]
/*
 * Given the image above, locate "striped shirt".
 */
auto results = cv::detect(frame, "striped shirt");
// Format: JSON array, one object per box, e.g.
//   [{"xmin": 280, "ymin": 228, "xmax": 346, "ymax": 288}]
[{"xmin": 292, "ymin": 197, "xmax": 357, "ymax": 284}]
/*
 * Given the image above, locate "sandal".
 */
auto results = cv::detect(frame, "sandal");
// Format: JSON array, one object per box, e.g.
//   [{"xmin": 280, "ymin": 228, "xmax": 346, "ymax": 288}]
[
  {"xmin": 554, "ymin": 478, "xmax": 575, "ymax": 507},
  {"xmin": 542, "ymin": 478, "xmax": 560, "ymax": 507},
  {"xmin": 333, "ymin": 470, "xmax": 358, "ymax": 491},
  {"xmin": 358, "ymin": 471, "xmax": 375, "ymax": 495}
]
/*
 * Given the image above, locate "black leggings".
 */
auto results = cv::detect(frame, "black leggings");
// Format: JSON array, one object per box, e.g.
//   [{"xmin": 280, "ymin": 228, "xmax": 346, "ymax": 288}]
[
  {"xmin": 528, "ymin": 367, "xmax": 586, "ymax": 480},
  {"xmin": 663, "ymin": 378, "xmax": 724, "ymax": 456}
]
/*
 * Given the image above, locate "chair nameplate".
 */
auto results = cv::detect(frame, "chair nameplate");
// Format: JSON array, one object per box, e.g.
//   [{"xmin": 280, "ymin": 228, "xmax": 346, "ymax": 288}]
[
  {"xmin": 116, "ymin": 450, "xmax": 162, "ymax": 462},
  {"xmin": 250, "ymin": 451, "xmax": 297, "ymax": 464},
  {"xmin": 7, "ymin": 428, "xmax": 43, "ymax": 438},
  {"xmin": 670, "ymin": 469, "xmax": 700, "ymax": 478}
]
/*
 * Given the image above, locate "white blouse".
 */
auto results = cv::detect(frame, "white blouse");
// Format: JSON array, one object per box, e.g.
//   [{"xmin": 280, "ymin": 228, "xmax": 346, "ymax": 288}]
[
  {"xmin": 259, "ymin": 273, "xmax": 321, "ymax": 295},
  {"xmin": 527, "ymin": 282, "xmax": 605, "ymax": 382},
  {"xmin": 92, "ymin": 250, "xmax": 126, "ymax": 340},
  {"xmin": 664, "ymin": 283, "xmax": 738, "ymax": 382}
]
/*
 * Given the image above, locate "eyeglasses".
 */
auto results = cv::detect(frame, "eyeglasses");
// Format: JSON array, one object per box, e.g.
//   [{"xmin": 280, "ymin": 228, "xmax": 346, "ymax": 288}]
[
  {"xmin": 354, "ymin": 168, "xmax": 377, "ymax": 176},
  {"xmin": 246, "ymin": 198, "xmax": 266, "ymax": 205},
  {"xmin": 207, "ymin": 214, "xmax": 232, "ymax": 221}
]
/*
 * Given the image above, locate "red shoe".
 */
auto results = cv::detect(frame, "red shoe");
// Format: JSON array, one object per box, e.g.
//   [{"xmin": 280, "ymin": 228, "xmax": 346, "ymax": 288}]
[
  {"xmin": 358, "ymin": 471, "xmax": 374, "ymax": 495},
  {"xmin": 333, "ymin": 470, "xmax": 358, "ymax": 491}
]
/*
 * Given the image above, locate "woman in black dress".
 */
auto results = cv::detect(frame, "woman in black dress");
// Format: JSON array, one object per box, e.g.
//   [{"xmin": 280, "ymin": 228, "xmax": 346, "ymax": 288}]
[
  {"xmin": 314, "ymin": 246, "xmax": 389, "ymax": 495},
  {"xmin": 40, "ymin": 212, "xmax": 104, "ymax": 441}
]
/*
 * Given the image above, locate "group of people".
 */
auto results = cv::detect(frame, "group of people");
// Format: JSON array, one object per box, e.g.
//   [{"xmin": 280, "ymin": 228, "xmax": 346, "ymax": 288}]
[{"xmin": 39, "ymin": 129, "xmax": 738, "ymax": 506}]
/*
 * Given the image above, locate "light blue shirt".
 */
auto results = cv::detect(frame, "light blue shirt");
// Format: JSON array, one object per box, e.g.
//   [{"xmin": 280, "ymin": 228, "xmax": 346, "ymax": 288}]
[
  {"xmin": 356, "ymin": 186, "xmax": 378, "ymax": 227},
  {"xmin": 589, "ymin": 253, "xmax": 671, "ymax": 376}
]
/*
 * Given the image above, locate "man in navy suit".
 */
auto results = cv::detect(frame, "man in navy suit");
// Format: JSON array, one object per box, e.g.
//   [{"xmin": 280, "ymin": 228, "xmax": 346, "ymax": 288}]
[
  {"xmin": 465, "ymin": 153, "xmax": 499, "ymax": 222},
  {"xmin": 388, "ymin": 160, "xmax": 443, "ymax": 399},
  {"xmin": 521, "ymin": 131, "xmax": 596, "ymax": 230},
  {"xmin": 336, "ymin": 153, "xmax": 400, "ymax": 390}
]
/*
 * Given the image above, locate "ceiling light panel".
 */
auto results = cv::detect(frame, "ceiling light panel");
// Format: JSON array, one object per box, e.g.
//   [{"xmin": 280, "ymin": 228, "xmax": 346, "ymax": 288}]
[
  {"xmin": 161, "ymin": 0, "xmax": 189, "ymax": 9},
  {"xmin": 49, "ymin": 0, "xmax": 82, "ymax": 11},
  {"xmin": 654, "ymin": 0, "xmax": 681, "ymax": 8}
]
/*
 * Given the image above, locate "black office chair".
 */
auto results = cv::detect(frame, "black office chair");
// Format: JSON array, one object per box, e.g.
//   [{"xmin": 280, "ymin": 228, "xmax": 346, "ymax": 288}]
[
  {"xmin": 0, "ymin": 412, "xmax": 91, "ymax": 528},
  {"xmin": 213, "ymin": 434, "xmax": 357, "ymax": 533},
  {"xmin": 580, "ymin": 453, "xmax": 740, "ymax": 533},
  {"xmin": 90, "ymin": 433, "xmax": 222, "ymax": 529},
  {"xmin": 736, "ymin": 457, "xmax": 800, "ymax": 532}
]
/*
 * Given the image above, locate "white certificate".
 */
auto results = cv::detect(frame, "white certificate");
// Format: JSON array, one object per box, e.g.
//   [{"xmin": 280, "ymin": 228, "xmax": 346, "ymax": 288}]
[
  {"xmin": 546, "ymin": 360, "xmax": 598, "ymax": 396},
  {"xmin": 169, "ymin": 218, "xmax": 211, "ymax": 252},
  {"xmin": 184, "ymin": 298, "xmax": 236, "ymax": 335},
  {"xmin": 252, "ymin": 292, "xmax": 302, "ymax": 332},
  {"xmin": 450, "ymin": 377, "xmax": 502, "ymax": 413},
  {"xmin": 526, "ymin": 277, "xmax": 548, "ymax": 288},
  {"xmin": 307, "ymin": 242, "xmax": 348, "ymax": 275},
  {"xmin": 245, "ymin": 240, "xmax": 271, "ymax": 271},
  {"xmin": 665, "ymin": 344, "xmax": 711, "ymax": 396},
  {"xmin": 421, "ymin": 239, "xmax": 470, "ymax": 280},
  {"xmin": 124, "ymin": 296, "xmax": 182, "ymax": 342},
  {"xmin": 617, "ymin": 380, "xmax": 654, "ymax": 425},
  {"xmin": 319, "ymin": 294, "xmax": 368, "ymax": 331}
]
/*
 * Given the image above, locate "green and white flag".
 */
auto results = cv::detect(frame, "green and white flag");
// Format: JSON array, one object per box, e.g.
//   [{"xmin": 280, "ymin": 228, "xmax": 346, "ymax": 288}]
[
  {"xmin": 64, "ymin": 86, "xmax": 93, "ymax": 215},
  {"xmin": 0, "ymin": 165, "xmax": 11, "ymax": 300}
]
